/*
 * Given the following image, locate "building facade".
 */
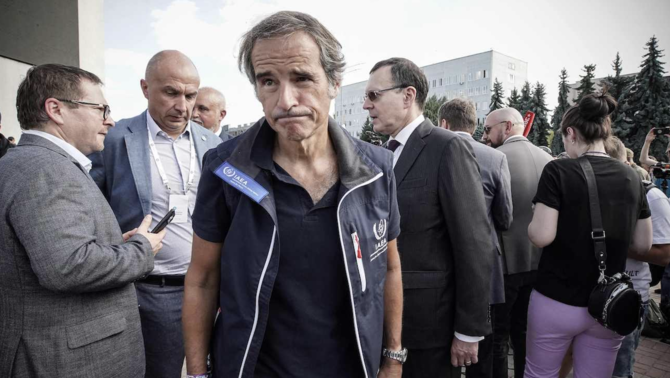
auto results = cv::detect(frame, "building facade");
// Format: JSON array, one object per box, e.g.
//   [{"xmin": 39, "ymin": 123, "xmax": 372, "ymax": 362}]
[
  {"xmin": 0, "ymin": 0, "xmax": 104, "ymax": 142},
  {"xmin": 334, "ymin": 50, "xmax": 528, "ymax": 138}
]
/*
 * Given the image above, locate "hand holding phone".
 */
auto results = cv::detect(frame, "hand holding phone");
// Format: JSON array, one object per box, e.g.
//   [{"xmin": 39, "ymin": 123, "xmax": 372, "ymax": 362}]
[{"xmin": 151, "ymin": 207, "xmax": 177, "ymax": 234}]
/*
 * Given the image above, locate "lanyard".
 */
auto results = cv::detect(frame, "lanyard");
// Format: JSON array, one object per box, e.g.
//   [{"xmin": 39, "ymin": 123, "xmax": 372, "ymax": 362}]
[{"xmin": 148, "ymin": 127, "xmax": 197, "ymax": 194}]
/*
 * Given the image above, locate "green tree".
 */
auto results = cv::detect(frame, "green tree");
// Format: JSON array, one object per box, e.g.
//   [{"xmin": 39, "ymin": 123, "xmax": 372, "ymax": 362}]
[
  {"xmin": 575, "ymin": 64, "xmax": 597, "ymax": 103},
  {"xmin": 601, "ymin": 52, "xmax": 634, "ymax": 135},
  {"xmin": 489, "ymin": 78, "xmax": 506, "ymax": 114},
  {"xmin": 616, "ymin": 36, "xmax": 670, "ymax": 162},
  {"xmin": 473, "ymin": 124, "xmax": 485, "ymax": 142},
  {"xmin": 551, "ymin": 68, "xmax": 571, "ymax": 154},
  {"xmin": 527, "ymin": 82, "xmax": 551, "ymax": 147},
  {"xmin": 359, "ymin": 117, "xmax": 388, "ymax": 146},
  {"xmin": 519, "ymin": 81, "xmax": 533, "ymax": 115},
  {"xmin": 507, "ymin": 88, "xmax": 522, "ymax": 111},
  {"xmin": 423, "ymin": 95, "xmax": 447, "ymax": 126}
]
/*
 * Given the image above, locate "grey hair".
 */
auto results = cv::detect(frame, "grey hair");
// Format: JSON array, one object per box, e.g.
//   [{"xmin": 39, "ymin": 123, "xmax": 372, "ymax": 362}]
[{"xmin": 238, "ymin": 11, "xmax": 345, "ymax": 89}]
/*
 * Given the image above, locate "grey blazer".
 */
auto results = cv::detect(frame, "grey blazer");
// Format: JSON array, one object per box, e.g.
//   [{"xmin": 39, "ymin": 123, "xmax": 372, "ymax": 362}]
[
  {"xmin": 0, "ymin": 135, "xmax": 154, "ymax": 378},
  {"xmin": 395, "ymin": 120, "xmax": 494, "ymax": 349},
  {"xmin": 496, "ymin": 137, "xmax": 553, "ymax": 275},
  {"xmin": 456, "ymin": 132, "xmax": 513, "ymax": 304}
]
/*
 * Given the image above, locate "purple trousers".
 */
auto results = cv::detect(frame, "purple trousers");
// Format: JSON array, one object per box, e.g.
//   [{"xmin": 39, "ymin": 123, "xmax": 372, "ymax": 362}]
[{"xmin": 524, "ymin": 290, "xmax": 624, "ymax": 378}]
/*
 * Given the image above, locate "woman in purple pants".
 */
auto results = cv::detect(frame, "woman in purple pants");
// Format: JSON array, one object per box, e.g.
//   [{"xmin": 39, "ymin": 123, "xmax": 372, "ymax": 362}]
[{"xmin": 526, "ymin": 93, "xmax": 653, "ymax": 378}]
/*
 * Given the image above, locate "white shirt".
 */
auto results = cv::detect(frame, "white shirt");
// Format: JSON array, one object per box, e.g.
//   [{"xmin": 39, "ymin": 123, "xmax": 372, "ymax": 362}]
[
  {"xmin": 389, "ymin": 115, "xmax": 424, "ymax": 167},
  {"xmin": 146, "ymin": 112, "xmax": 201, "ymax": 275},
  {"xmin": 626, "ymin": 187, "xmax": 670, "ymax": 302},
  {"xmin": 22, "ymin": 130, "xmax": 92, "ymax": 172},
  {"xmin": 393, "ymin": 116, "xmax": 483, "ymax": 343}
]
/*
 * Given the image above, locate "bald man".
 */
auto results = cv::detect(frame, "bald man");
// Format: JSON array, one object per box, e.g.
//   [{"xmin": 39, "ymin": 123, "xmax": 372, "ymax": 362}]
[
  {"xmin": 481, "ymin": 108, "xmax": 552, "ymax": 378},
  {"xmin": 89, "ymin": 50, "xmax": 221, "ymax": 378},
  {"xmin": 192, "ymin": 87, "xmax": 229, "ymax": 141}
]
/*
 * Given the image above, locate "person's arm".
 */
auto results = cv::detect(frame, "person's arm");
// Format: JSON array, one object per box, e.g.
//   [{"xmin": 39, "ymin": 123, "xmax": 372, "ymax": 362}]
[
  {"xmin": 378, "ymin": 239, "xmax": 403, "ymax": 377},
  {"xmin": 437, "ymin": 138, "xmax": 493, "ymax": 365},
  {"xmin": 492, "ymin": 155, "xmax": 513, "ymax": 231},
  {"xmin": 640, "ymin": 128, "xmax": 658, "ymax": 167},
  {"xmin": 627, "ymin": 217, "xmax": 653, "ymax": 258},
  {"xmin": 528, "ymin": 203, "xmax": 559, "ymax": 248},
  {"xmin": 630, "ymin": 244, "xmax": 670, "ymax": 266},
  {"xmin": 183, "ymin": 234, "xmax": 222, "ymax": 376}
]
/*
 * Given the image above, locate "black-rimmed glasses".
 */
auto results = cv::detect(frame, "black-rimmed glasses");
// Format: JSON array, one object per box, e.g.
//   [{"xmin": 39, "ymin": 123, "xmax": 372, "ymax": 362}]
[
  {"xmin": 57, "ymin": 99, "xmax": 111, "ymax": 121},
  {"xmin": 364, "ymin": 85, "xmax": 408, "ymax": 102}
]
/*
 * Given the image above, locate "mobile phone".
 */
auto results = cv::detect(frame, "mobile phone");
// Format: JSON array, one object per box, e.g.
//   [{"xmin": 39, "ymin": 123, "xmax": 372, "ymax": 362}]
[
  {"xmin": 653, "ymin": 127, "xmax": 670, "ymax": 135},
  {"xmin": 151, "ymin": 207, "xmax": 176, "ymax": 233}
]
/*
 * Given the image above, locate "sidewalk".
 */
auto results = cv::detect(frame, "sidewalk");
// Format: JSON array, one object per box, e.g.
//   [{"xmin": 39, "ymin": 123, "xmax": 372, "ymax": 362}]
[{"xmin": 630, "ymin": 283, "xmax": 670, "ymax": 378}]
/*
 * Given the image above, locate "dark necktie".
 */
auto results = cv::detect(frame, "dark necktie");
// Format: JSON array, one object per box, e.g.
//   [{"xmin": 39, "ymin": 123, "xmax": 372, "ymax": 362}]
[{"xmin": 387, "ymin": 139, "xmax": 401, "ymax": 152}]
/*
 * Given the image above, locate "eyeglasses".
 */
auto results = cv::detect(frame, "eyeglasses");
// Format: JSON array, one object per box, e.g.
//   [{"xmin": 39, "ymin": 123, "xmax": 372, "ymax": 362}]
[
  {"xmin": 364, "ymin": 85, "xmax": 408, "ymax": 102},
  {"xmin": 57, "ymin": 99, "xmax": 111, "ymax": 121},
  {"xmin": 483, "ymin": 121, "xmax": 508, "ymax": 134}
]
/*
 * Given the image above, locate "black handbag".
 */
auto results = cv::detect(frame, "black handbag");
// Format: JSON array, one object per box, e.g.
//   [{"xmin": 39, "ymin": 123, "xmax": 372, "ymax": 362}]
[{"xmin": 580, "ymin": 157, "xmax": 643, "ymax": 336}]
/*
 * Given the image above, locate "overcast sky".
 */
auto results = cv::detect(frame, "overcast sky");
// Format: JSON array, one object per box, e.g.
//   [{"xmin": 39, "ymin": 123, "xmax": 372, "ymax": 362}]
[{"xmin": 104, "ymin": 0, "xmax": 670, "ymax": 129}]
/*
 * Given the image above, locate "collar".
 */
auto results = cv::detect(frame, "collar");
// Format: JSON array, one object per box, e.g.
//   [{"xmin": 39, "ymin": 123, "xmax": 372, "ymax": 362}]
[
  {"xmin": 503, "ymin": 134, "xmax": 528, "ymax": 145},
  {"xmin": 454, "ymin": 131, "xmax": 474, "ymax": 140},
  {"xmin": 391, "ymin": 114, "xmax": 425, "ymax": 146},
  {"xmin": 222, "ymin": 117, "xmax": 381, "ymax": 190},
  {"xmin": 146, "ymin": 110, "xmax": 191, "ymax": 140},
  {"xmin": 22, "ymin": 130, "xmax": 92, "ymax": 171}
]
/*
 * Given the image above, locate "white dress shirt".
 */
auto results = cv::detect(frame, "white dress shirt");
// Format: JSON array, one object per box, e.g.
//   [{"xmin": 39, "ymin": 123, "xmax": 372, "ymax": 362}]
[
  {"xmin": 22, "ymin": 130, "xmax": 92, "ymax": 172},
  {"xmin": 389, "ymin": 114, "xmax": 424, "ymax": 167}
]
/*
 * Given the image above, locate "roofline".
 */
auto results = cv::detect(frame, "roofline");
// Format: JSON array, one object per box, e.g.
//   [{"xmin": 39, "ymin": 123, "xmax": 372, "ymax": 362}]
[{"xmin": 340, "ymin": 50, "xmax": 527, "ymax": 89}]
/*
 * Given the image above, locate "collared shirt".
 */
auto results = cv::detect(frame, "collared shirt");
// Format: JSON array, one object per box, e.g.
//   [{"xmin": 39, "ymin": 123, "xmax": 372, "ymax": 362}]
[
  {"xmin": 503, "ymin": 134, "xmax": 527, "ymax": 145},
  {"xmin": 22, "ymin": 130, "xmax": 92, "ymax": 172},
  {"xmin": 389, "ymin": 114, "xmax": 424, "ymax": 167},
  {"xmin": 146, "ymin": 111, "xmax": 201, "ymax": 275}
]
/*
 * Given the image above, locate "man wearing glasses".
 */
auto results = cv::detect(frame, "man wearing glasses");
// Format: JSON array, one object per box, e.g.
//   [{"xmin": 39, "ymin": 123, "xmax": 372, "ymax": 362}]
[
  {"xmin": 0, "ymin": 64, "xmax": 165, "ymax": 377},
  {"xmin": 90, "ymin": 50, "xmax": 221, "ymax": 377},
  {"xmin": 363, "ymin": 57, "xmax": 494, "ymax": 378},
  {"xmin": 481, "ymin": 108, "xmax": 552, "ymax": 378}
]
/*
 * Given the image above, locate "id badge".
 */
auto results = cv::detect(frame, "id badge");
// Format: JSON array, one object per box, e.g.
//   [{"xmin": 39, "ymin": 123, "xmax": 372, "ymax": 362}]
[{"xmin": 169, "ymin": 194, "xmax": 189, "ymax": 223}]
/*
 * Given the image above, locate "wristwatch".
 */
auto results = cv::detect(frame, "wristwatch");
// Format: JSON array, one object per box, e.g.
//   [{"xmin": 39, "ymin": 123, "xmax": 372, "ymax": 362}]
[{"xmin": 382, "ymin": 347, "xmax": 408, "ymax": 364}]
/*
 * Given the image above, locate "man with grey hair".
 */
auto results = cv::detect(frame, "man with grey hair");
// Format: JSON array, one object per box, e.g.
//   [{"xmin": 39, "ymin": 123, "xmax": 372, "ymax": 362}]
[
  {"xmin": 184, "ymin": 11, "xmax": 404, "ymax": 378},
  {"xmin": 439, "ymin": 98, "xmax": 513, "ymax": 378},
  {"xmin": 482, "ymin": 108, "xmax": 552, "ymax": 378},
  {"xmin": 192, "ymin": 87, "xmax": 229, "ymax": 141}
]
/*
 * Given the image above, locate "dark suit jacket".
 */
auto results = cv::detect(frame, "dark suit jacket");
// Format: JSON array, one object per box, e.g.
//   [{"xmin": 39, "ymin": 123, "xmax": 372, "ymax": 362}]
[
  {"xmin": 89, "ymin": 111, "xmax": 221, "ymax": 232},
  {"xmin": 396, "ymin": 120, "xmax": 494, "ymax": 349},
  {"xmin": 456, "ymin": 132, "xmax": 512, "ymax": 304},
  {"xmin": 0, "ymin": 135, "xmax": 154, "ymax": 377},
  {"xmin": 496, "ymin": 137, "xmax": 553, "ymax": 275}
]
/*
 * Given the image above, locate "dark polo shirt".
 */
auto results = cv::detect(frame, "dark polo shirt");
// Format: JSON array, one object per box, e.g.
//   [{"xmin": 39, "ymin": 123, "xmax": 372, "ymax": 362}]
[{"xmin": 252, "ymin": 137, "xmax": 362, "ymax": 377}]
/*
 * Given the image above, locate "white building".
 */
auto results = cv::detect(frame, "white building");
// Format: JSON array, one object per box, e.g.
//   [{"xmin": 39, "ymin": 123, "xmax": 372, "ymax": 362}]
[
  {"xmin": 334, "ymin": 50, "xmax": 528, "ymax": 138},
  {"xmin": 0, "ymin": 0, "xmax": 105, "ymax": 142}
]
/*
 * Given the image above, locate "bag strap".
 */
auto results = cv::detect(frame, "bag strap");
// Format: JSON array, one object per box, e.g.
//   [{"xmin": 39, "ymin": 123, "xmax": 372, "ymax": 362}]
[{"xmin": 578, "ymin": 157, "xmax": 607, "ymax": 282}]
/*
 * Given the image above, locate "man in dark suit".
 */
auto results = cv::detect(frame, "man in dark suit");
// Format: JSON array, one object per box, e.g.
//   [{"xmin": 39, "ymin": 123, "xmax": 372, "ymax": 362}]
[
  {"xmin": 439, "ymin": 99, "xmax": 513, "ymax": 378},
  {"xmin": 0, "ymin": 64, "xmax": 164, "ymax": 378},
  {"xmin": 192, "ymin": 87, "xmax": 230, "ymax": 141},
  {"xmin": 90, "ymin": 50, "xmax": 221, "ymax": 377},
  {"xmin": 364, "ymin": 57, "xmax": 494, "ymax": 377},
  {"xmin": 481, "ymin": 108, "xmax": 553, "ymax": 378}
]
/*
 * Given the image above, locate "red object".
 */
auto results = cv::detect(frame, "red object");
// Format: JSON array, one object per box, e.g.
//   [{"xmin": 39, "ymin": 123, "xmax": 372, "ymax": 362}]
[
  {"xmin": 523, "ymin": 111, "xmax": 536, "ymax": 137},
  {"xmin": 355, "ymin": 234, "xmax": 362, "ymax": 259}
]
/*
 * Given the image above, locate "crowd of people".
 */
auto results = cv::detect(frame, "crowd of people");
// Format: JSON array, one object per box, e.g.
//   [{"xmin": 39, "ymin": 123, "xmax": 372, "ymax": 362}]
[{"xmin": 0, "ymin": 10, "xmax": 669, "ymax": 378}]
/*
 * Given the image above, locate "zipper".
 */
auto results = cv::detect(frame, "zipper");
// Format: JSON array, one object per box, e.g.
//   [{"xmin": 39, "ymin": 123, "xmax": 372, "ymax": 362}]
[
  {"xmin": 238, "ymin": 226, "xmax": 277, "ymax": 378},
  {"xmin": 336, "ymin": 171, "xmax": 384, "ymax": 378}
]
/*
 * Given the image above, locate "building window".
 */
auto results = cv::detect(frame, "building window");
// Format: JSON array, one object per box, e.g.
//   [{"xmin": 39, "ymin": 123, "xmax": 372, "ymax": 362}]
[
  {"xmin": 433, "ymin": 79, "xmax": 436, "ymax": 87},
  {"xmin": 483, "ymin": 85, "xmax": 488, "ymax": 93},
  {"xmin": 476, "ymin": 71, "xmax": 482, "ymax": 80},
  {"xmin": 468, "ymin": 73, "xmax": 472, "ymax": 81},
  {"xmin": 509, "ymin": 74, "xmax": 515, "ymax": 82},
  {"xmin": 508, "ymin": 63, "xmax": 516, "ymax": 70},
  {"xmin": 483, "ymin": 70, "xmax": 487, "ymax": 79},
  {"xmin": 439, "ymin": 78, "xmax": 443, "ymax": 86}
]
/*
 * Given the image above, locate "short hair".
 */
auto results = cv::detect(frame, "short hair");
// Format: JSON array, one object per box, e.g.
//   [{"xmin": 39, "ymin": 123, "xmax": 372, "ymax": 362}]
[
  {"xmin": 370, "ymin": 58, "xmax": 428, "ymax": 109},
  {"xmin": 438, "ymin": 98, "xmax": 476, "ymax": 133},
  {"xmin": 561, "ymin": 92, "xmax": 615, "ymax": 144},
  {"xmin": 605, "ymin": 136, "xmax": 627, "ymax": 162},
  {"xmin": 16, "ymin": 64, "xmax": 102, "ymax": 130},
  {"xmin": 238, "ymin": 11, "xmax": 345, "ymax": 89}
]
